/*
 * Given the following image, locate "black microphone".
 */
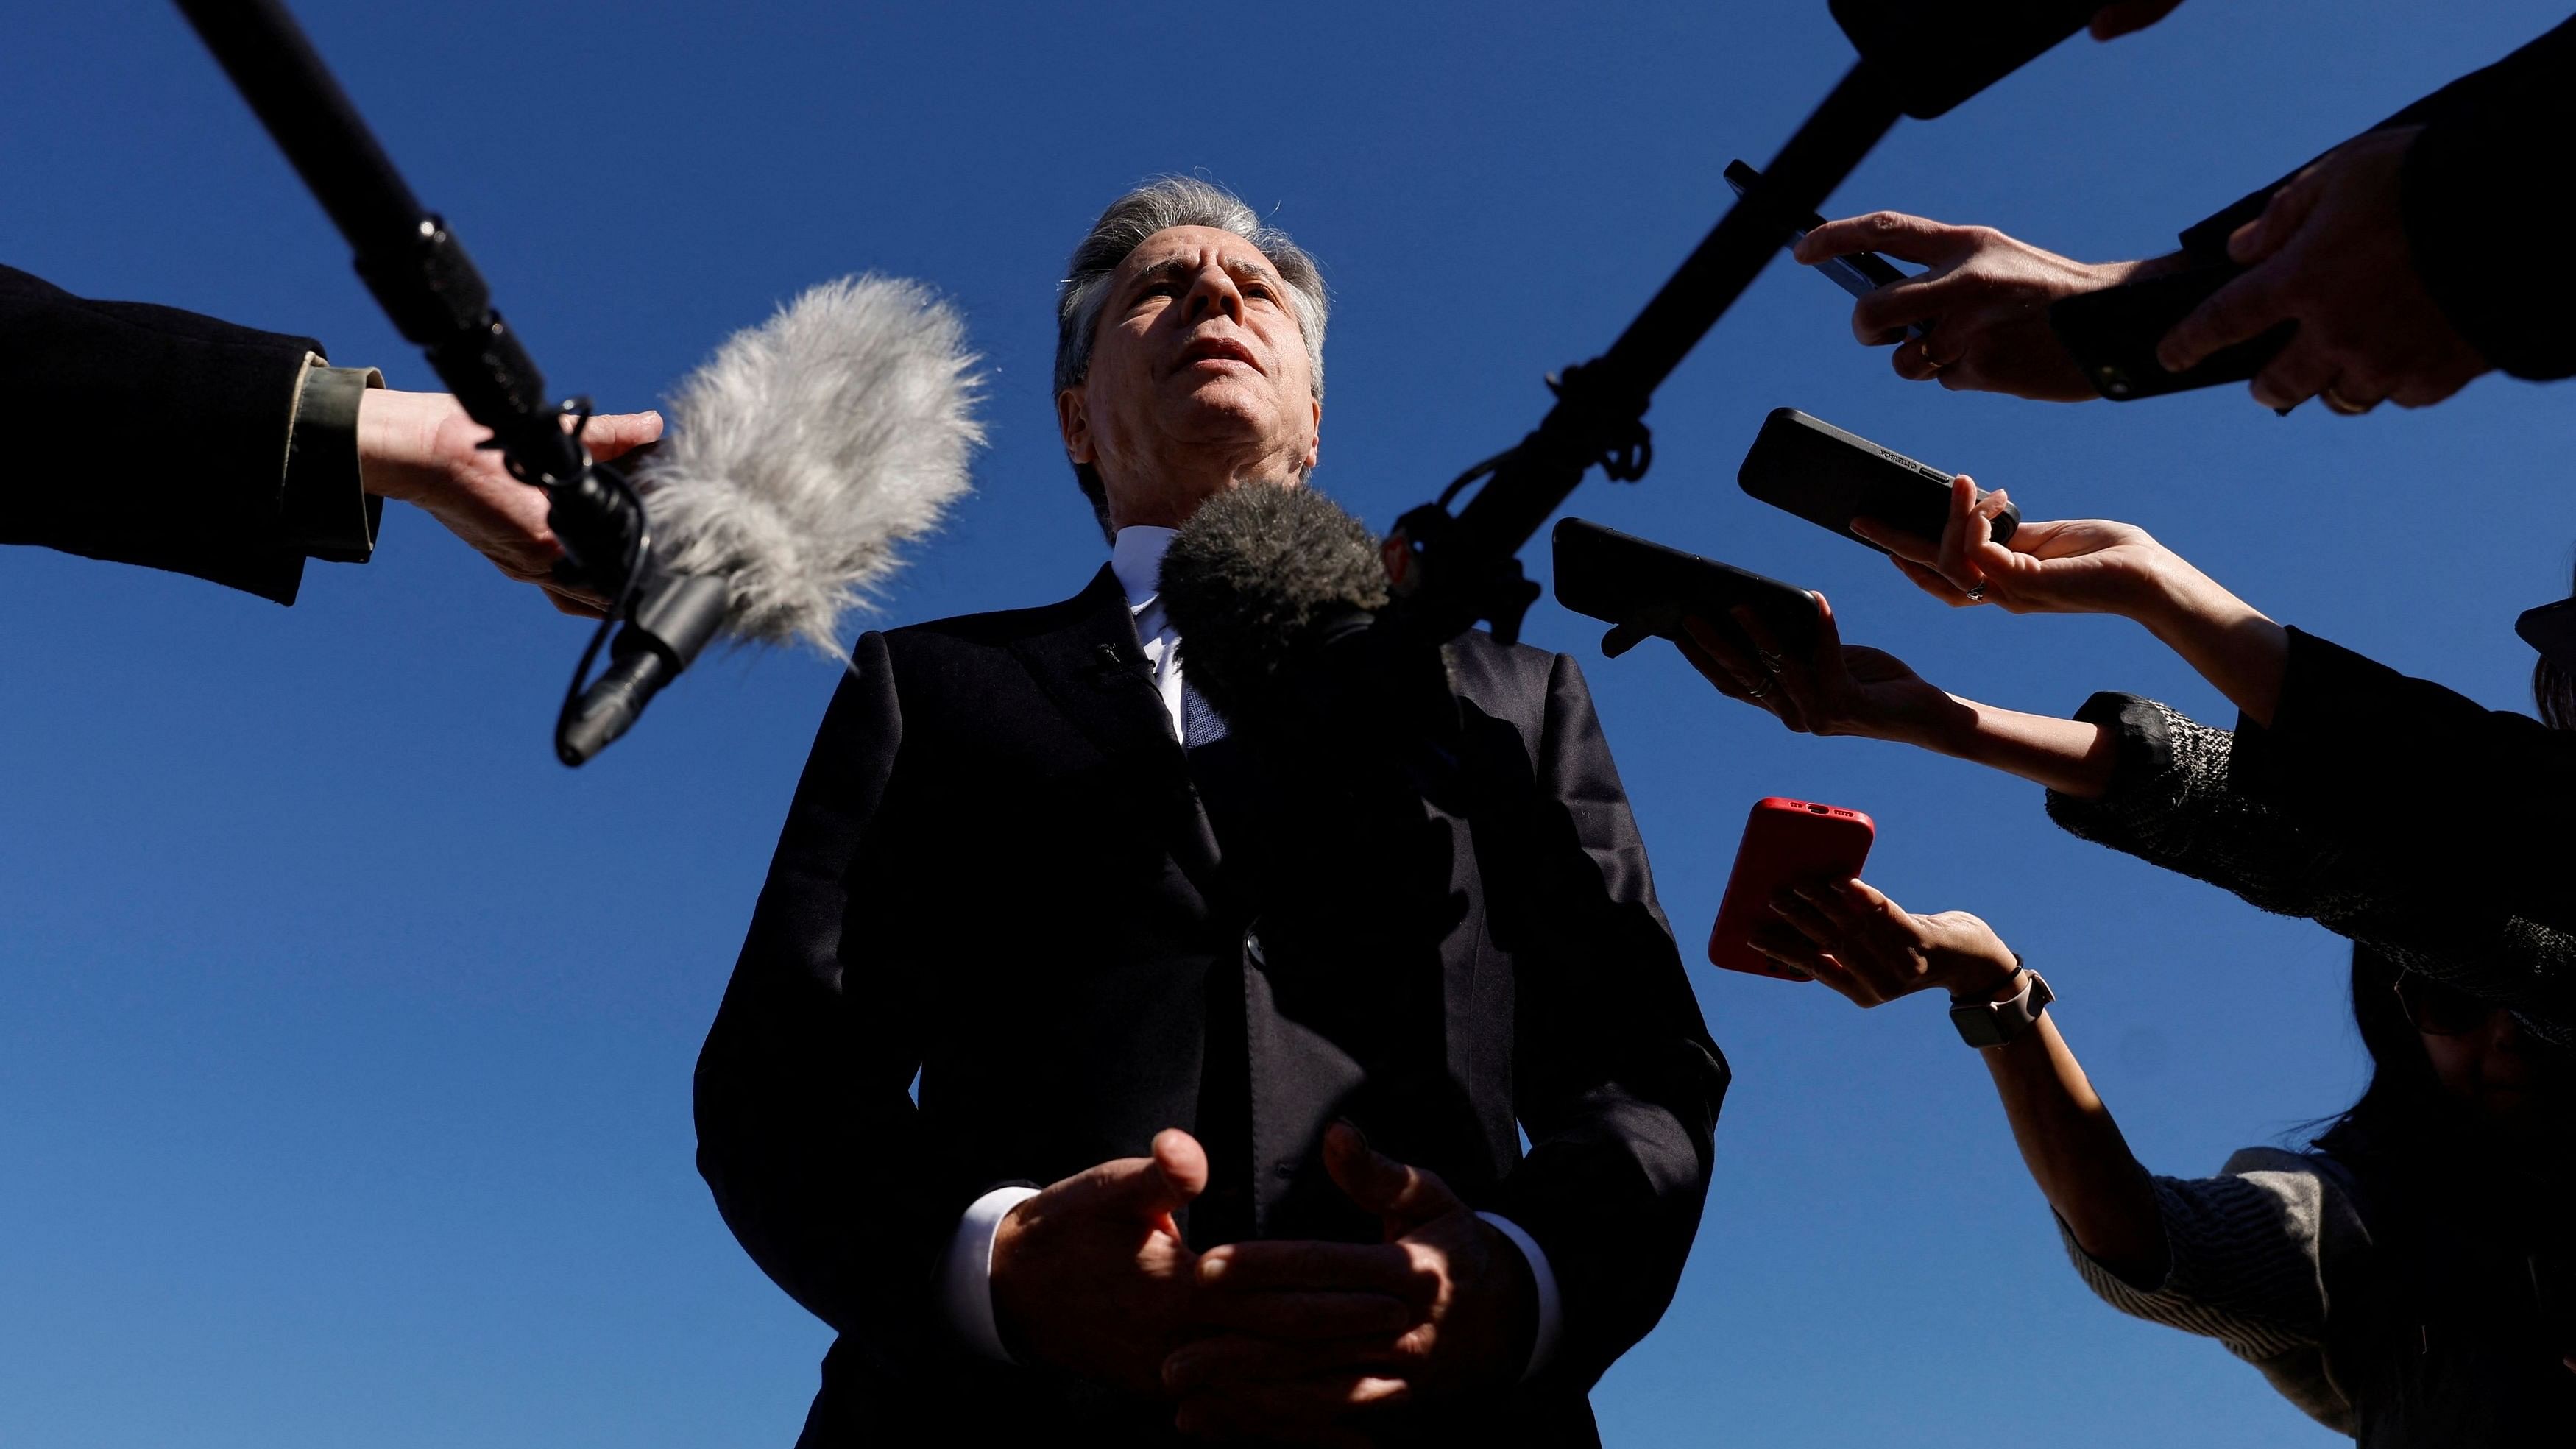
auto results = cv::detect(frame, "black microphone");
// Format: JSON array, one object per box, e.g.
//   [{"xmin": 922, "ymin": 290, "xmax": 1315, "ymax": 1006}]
[{"xmin": 554, "ymin": 275, "xmax": 985, "ymax": 764}]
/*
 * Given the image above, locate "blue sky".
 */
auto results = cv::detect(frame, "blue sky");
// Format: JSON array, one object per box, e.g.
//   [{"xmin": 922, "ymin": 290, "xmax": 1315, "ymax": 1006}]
[{"xmin": 4, "ymin": 2, "xmax": 2570, "ymax": 1444}]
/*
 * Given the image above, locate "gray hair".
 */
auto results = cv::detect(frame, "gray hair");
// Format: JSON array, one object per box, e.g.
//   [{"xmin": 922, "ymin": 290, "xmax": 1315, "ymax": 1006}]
[{"xmin": 1054, "ymin": 177, "xmax": 1330, "ymax": 531}]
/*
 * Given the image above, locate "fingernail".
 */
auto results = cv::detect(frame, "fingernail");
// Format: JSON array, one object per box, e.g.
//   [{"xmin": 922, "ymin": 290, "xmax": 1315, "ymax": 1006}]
[{"xmin": 1198, "ymin": 1256, "xmax": 1228, "ymax": 1283}]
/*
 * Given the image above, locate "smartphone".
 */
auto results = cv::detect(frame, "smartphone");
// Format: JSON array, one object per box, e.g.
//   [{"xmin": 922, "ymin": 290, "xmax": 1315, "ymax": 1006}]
[
  {"xmin": 1552, "ymin": 517, "xmax": 1821, "ymax": 658},
  {"xmin": 1710, "ymin": 797, "xmax": 1877, "ymax": 979},
  {"xmin": 1736, "ymin": 407, "xmax": 2019, "ymax": 555},
  {"xmin": 1724, "ymin": 160, "xmax": 1923, "ymax": 339},
  {"xmin": 2048, "ymin": 261, "xmax": 2297, "ymax": 401},
  {"xmin": 2516, "ymin": 597, "xmax": 2576, "ymax": 671}
]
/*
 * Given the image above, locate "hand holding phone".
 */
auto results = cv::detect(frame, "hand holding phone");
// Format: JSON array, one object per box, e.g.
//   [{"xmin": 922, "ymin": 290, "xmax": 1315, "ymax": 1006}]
[
  {"xmin": 1552, "ymin": 517, "xmax": 1821, "ymax": 659},
  {"xmin": 1737, "ymin": 408, "xmax": 2017, "ymax": 556},
  {"xmin": 1710, "ymin": 797, "xmax": 1875, "ymax": 979},
  {"xmin": 2049, "ymin": 262, "xmax": 2296, "ymax": 402},
  {"xmin": 1726, "ymin": 161, "xmax": 1923, "ymax": 339}
]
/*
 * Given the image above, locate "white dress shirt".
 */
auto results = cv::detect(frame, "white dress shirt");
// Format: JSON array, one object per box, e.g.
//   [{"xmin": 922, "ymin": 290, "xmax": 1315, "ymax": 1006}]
[{"xmin": 937, "ymin": 526, "xmax": 1562, "ymax": 1378}]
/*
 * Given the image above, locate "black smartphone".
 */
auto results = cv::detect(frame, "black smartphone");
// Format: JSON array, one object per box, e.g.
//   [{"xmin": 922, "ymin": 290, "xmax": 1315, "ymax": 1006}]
[
  {"xmin": 2048, "ymin": 261, "xmax": 2297, "ymax": 401},
  {"xmin": 1551, "ymin": 517, "xmax": 1821, "ymax": 659},
  {"xmin": 2516, "ymin": 597, "xmax": 2576, "ymax": 671},
  {"xmin": 1736, "ymin": 407, "xmax": 2018, "ymax": 555}
]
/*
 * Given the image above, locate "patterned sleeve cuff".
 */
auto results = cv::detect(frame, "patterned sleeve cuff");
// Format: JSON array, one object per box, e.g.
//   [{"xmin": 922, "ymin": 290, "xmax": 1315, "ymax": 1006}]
[{"xmin": 280, "ymin": 357, "xmax": 384, "ymax": 562}]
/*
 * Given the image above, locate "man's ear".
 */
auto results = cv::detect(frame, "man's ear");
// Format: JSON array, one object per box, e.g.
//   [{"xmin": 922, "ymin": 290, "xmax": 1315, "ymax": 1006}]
[
  {"xmin": 1298, "ymin": 398, "xmax": 1322, "ymax": 473},
  {"xmin": 1057, "ymin": 386, "xmax": 1095, "ymax": 465}
]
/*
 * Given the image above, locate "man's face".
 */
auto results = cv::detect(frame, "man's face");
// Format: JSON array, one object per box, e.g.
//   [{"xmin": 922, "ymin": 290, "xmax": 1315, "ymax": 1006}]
[{"xmin": 1058, "ymin": 225, "xmax": 1321, "ymax": 530}]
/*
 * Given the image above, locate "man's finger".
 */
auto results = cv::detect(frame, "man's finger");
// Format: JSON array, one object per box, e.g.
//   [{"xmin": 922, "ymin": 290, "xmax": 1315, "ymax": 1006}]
[
  {"xmin": 1164, "ymin": 1331, "xmax": 1415, "ymax": 1392},
  {"xmin": 2248, "ymin": 336, "xmax": 2338, "ymax": 414},
  {"xmin": 1198, "ymin": 1239, "xmax": 1423, "ymax": 1299},
  {"xmin": 1797, "ymin": 212, "xmax": 1972, "ymax": 268},
  {"xmin": 1172, "ymin": 1375, "xmax": 1410, "ymax": 1444},
  {"xmin": 1188, "ymin": 1288, "xmax": 1415, "ymax": 1340},
  {"xmin": 2226, "ymin": 164, "xmax": 2325, "ymax": 269},
  {"xmin": 567, "ymin": 408, "xmax": 665, "ymax": 461},
  {"xmin": 1063, "ymin": 1128, "xmax": 1208, "ymax": 1222},
  {"xmin": 2159, "ymin": 263, "xmax": 2291, "ymax": 373},
  {"xmin": 1890, "ymin": 336, "xmax": 1942, "ymax": 380},
  {"xmin": 1322, "ymin": 1122, "xmax": 1460, "ymax": 1230}
]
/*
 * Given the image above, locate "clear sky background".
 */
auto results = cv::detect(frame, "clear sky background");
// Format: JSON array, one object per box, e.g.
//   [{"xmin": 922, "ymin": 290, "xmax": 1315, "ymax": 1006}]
[{"xmin": 4, "ymin": 2, "xmax": 2569, "ymax": 1445}]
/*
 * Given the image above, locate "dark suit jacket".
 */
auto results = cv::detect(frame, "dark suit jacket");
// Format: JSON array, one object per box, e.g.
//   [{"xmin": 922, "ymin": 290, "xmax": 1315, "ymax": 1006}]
[
  {"xmin": 3, "ymin": 262, "xmax": 330, "ymax": 603},
  {"xmin": 696, "ymin": 565, "xmax": 1727, "ymax": 1446}
]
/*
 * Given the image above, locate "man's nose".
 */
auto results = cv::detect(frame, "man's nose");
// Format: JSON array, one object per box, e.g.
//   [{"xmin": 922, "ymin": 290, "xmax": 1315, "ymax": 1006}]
[{"xmin": 1183, "ymin": 263, "xmax": 1245, "ymax": 325}]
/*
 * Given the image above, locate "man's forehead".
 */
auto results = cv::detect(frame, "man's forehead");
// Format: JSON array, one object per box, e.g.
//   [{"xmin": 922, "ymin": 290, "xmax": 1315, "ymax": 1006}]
[{"xmin": 1117, "ymin": 226, "xmax": 1278, "ymax": 280}]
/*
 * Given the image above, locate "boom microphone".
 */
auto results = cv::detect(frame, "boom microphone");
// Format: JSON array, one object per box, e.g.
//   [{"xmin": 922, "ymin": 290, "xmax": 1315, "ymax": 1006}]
[{"xmin": 555, "ymin": 276, "xmax": 984, "ymax": 764}]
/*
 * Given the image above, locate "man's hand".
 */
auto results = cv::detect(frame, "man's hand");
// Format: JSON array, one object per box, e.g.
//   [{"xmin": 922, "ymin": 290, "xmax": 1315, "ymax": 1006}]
[
  {"xmin": 990, "ymin": 1128, "xmax": 1209, "ymax": 1397},
  {"xmin": 1166, "ymin": 1124, "xmax": 1535, "ymax": 1445},
  {"xmin": 1793, "ymin": 212, "xmax": 2155, "ymax": 401},
  {"xmin": 1749, "ymin": 876, "xmax": 2023, "ymax": 1007},
  {"xmin": 2159, "ymin": 126, "xmax": 2490, "ymax": 414},
  {"xmin": 355, "ymin": 389, "xmax": 662, "ymax": 616}
]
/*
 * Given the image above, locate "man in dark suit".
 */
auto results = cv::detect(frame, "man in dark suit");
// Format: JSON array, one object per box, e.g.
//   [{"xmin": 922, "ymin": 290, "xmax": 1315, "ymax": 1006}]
[
  {"xmin": 1, "ymin": 262, "xmax": 657, "ymax": 610},
  {"xmin": 695, "ymin": 177, "xmax": 1726, "ymax": 1447}
]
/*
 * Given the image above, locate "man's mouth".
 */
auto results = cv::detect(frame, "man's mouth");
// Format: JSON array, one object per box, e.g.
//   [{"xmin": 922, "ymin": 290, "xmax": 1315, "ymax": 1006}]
[{"xmin": 1175, "ymin": 336, "xmax": 1260, "ymax": 373}]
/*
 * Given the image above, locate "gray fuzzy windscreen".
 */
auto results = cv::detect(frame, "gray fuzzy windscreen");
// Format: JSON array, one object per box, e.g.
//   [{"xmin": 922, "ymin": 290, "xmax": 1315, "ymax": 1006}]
[
  {"xmin": 1158, "ymin": 483, "xmax": 1389, "ymax": 724},
  {"xmin": 634, "ymin": 274, "xmax": 983, "ymax": 656}
]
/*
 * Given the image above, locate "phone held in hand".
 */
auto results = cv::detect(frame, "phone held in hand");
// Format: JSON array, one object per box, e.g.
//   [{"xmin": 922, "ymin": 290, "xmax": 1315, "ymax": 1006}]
[
  {"xmin": 1710, "ymin": 797, "xmax": 1877, "ymax": 979},
  {"xmin": 1551, "ymin": 517, "xmax": 1822, "ymax": 660},
  {"xmin": 1723, "ymin": 160, "xmax": 1922, "ymax": 338},
  {"xmin": 1736, "ymin": 407, "xmax": 2019, "ymax": 556},
  {"xmin": 2048, "ymin": 261, "xmax": 2296, "ymax": 401}
]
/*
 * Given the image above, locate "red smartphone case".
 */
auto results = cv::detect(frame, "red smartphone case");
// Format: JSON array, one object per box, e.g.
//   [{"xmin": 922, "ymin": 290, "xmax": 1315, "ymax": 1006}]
[{"xmin": 1708, "ymin": 796, "xmax": 1877, "ymax": 979}]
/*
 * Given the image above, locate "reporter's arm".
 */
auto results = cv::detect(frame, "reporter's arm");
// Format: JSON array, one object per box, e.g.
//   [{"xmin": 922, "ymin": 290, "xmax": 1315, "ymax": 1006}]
[{"xmin": 1978, "ymin": 1015, "xmax": 2166, "ymax": 1278}]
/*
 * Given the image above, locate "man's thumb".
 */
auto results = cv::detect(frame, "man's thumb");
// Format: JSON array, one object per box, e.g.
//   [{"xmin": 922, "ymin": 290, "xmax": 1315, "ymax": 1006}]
[
  {"xmin": 1116, "ymin": 1127, "xmax": 1209, "ymax": 1219},
  {"xmin": 1323, "ymin": 1121, "xmax": 1451, "ymax": 1231}
]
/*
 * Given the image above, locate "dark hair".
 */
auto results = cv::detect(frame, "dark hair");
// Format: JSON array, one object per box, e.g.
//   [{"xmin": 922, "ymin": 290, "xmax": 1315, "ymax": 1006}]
[{"xmin": 2325, "ymin": 945, "xmax": 2451, "ymax": 1147}]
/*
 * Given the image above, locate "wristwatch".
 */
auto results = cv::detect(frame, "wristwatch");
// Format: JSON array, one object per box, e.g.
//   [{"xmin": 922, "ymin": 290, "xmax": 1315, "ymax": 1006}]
[{"xmin": 1949, "ymin": 959, "xmax": 2053, "ymax": 1048}]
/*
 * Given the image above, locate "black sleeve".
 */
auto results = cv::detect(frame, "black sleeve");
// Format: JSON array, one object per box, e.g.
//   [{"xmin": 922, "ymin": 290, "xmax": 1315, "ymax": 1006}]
[
  {"xmin": 1, "ymin": 263, "xmax": 323, "ymax": 603},
  {"xmin": 694, "ymin": 633, "xmax": 956, "ymax": 1339},
  {"xmin": 2173, "ymin": 15, "xmax": 2576, "ymax": 272},
  {"xmin": 1488, "ymin": 652, "xmax": 1727, "ymax": 1392},
  {"xmin": 2229, "ymin": 628, "xmax": 2576, "ymax": 938}
]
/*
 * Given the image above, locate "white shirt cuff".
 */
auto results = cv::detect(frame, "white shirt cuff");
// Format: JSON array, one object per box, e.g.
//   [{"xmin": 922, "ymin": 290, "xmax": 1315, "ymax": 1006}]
[
  {"xmin": 941, "ymin": 1186, "xmax": 1041, "ymax": 1363},
  {"xmin": 1476, "ymin": 1211, "xmax": 1563, "ymax": 1380}
]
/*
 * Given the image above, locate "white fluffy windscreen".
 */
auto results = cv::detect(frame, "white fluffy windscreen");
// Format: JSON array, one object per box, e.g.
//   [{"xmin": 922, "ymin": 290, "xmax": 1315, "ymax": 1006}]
[{"xmin": 637, "ymin": 274, "xmax": 984, "ymax": 655}]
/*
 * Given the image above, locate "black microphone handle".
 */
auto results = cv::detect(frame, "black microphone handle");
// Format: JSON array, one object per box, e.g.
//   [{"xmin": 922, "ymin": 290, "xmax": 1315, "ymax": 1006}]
[{"xmin": 556, "ymin": 648, "xmax": 672, "ymax": 766}]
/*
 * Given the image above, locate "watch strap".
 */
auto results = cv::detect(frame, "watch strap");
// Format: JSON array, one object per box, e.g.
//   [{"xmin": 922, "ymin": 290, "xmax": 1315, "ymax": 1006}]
[{"xmin": 1950, "ymin": 961, "xmax": 2053, "ymax": 1048}]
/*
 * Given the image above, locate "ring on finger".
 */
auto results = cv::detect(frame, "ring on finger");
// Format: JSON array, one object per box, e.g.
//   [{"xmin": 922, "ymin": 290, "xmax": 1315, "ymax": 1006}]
[
  {"xmin": 1964, "ymin": 581, "xmax": 1988, "ymax": 603},
  {"xmin": 2321, "ymin": 385, "xmax": 2377, "ymax": 416},
  {"xmin": 1744, "ymin": 678, "xmax": 1772, "ymax": 699},
  {"xmin": 1755, "ymin": 649, "xmax": 1784, "ymax": 674}
]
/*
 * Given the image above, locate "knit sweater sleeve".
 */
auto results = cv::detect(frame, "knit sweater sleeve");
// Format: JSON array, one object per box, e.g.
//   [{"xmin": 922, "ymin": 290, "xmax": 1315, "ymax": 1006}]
[
  {"xmin": 2042, "ymin": 692, "xmax": 2575, "ymax": 1045},
  {"xmin": 2059, "ymin": 1148, "xmax": 2364, "ymax": 1434}
]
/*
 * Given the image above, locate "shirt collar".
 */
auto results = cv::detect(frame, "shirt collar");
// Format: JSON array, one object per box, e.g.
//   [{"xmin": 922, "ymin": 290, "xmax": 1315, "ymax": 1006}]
[{"xmin": 1110, "ymin": 525, "xmax": 1177, "ymax": 614}]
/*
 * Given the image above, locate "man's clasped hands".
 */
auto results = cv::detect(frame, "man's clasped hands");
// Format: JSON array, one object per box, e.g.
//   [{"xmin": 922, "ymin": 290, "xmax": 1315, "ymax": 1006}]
[{"xmin": 990, "ymin": 1124, "xmax": 1538, "ymax": 1447}]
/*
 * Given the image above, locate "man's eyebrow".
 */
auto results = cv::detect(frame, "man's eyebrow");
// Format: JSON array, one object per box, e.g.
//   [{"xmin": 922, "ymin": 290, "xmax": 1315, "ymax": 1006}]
[{"xmin": 1122, "ymin": 254, "xmax": 1284, "ymax": 296}]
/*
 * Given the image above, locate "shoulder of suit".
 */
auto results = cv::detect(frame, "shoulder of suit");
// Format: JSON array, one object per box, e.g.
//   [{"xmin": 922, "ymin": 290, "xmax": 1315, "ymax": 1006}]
[
  {"xmin": 1444, "ymin": 627, "xmax": 1565, "ymax": 689},
  {"xmin": 847, "ymin": 575, "xmax": 1112, "ymax": 659}
]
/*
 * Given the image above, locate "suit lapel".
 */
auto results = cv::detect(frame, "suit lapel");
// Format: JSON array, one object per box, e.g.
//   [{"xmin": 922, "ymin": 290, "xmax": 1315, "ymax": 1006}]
[{"xmin": 1010, "ymin": 566, "xmax": 1227, "ymax": 901}]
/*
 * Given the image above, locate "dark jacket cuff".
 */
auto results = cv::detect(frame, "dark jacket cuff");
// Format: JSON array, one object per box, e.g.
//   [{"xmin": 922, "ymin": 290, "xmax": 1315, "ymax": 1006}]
[
  {"xmin": 280, "ymin": 359, "xmax": 384, "ymax": 562},
  {"xmin": 2043, "ymin": 692, "xmax": 2182, "ymax": 833}
]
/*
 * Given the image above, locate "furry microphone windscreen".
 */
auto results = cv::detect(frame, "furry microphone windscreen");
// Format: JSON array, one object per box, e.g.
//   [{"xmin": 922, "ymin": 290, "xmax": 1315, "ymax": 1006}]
[
  {"xmin": 1158, "ymin": 482, "xmax": 1390, "ymax": 726},
  {"xmin": 634, "ymin": 275, "xmax": 984, "ymax": 656}
]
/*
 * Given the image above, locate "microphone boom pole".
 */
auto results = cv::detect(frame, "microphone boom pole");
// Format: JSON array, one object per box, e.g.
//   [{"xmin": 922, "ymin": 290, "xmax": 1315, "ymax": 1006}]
[
  {"xmin": 174, "ymin": 0, "xmax": 731, "ymax": 765},
  {"xmin": 1381, "ymin": 0, "xmax": 2113, "ymax": 648}
]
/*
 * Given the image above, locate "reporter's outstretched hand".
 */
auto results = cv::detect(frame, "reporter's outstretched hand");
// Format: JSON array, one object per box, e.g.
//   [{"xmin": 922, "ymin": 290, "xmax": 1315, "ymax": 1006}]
[
  {"xmin": 2159, "ymin": 126, "xmax": 2490, "ymax": 414},
  {"xmin": 356, "ymin": 389, "xmax": 663, "ymax": 616},
  {"xmin": 1748, "ymin": 876, "xmax": 2023, "ymax": 1007},
  {"xmin": 1793, "ymin": 212, "xmax": 2151, "ymax": 401},
  {"xmin": 1167, "ymin": 1123, "xmax": 1534, "ymax": 1446},
  {"xmin": 1676, "ymin": 591, "xmax": 1950, "ymax": 747},
  {"xmin": 1854, "ymin": 474, "xmax": 2173, "ymax": 618},
  {"xmin": 991, "ymin": 1128, "xmax": 1209, "ymax": 1397}
]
